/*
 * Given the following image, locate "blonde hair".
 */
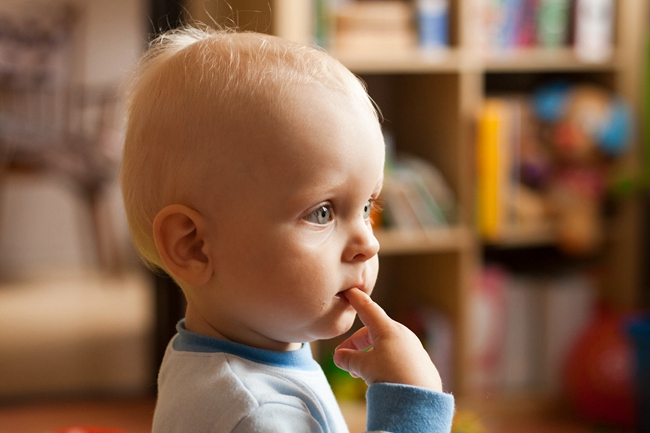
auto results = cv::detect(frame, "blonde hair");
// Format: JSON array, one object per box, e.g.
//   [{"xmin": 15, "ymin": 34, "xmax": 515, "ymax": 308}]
[{"xmin": 121, "ymin": 26, "xmax": 377, "ymax": 271}]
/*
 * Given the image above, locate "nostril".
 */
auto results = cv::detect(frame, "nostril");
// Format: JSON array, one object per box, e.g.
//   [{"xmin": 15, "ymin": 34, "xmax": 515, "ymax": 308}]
[
  {"xmin": 350, "ymin": 239, "xmax": 379, "ymax": 263},
  {"xmin": 343, "ymin": 222, "xmax": 380, "ymax": 262}
]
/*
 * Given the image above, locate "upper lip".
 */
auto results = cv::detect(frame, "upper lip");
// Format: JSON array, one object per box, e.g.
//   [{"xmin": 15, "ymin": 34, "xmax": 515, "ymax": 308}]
[{"xmin": 340, "ymin": 280, "xmax": 368, "ymax": 296}]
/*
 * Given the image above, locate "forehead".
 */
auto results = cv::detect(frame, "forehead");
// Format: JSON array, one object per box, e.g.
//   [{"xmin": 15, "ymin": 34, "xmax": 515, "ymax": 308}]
[
  {"xmin": 207, "ymin": 83, "xmax": 384, "ymax": 206},
  {"xmin": 260, "ymin": 85, "xmax": 381, "ymax": 168}
]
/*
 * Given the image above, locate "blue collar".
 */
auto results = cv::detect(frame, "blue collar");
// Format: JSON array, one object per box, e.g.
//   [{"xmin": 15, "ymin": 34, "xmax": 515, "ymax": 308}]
[{"xmin": 173, "ymin": 320, "xmax": 320, "ymax": 371}]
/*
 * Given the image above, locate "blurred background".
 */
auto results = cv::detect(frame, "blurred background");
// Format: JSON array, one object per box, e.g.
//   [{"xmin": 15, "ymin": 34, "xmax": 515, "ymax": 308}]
[{"xmin": 0, "ymin": 1, "xmax": 649, "ymax": 432}]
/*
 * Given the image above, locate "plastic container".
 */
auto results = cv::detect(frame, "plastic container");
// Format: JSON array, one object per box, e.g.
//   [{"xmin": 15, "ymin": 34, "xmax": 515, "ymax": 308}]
[
  {"xmin": 574, "ymin": 0, "xmax": 615, "ymax": 62},
  {"xmin": 416, "ymin": 0, "xmax": 449, "ymax": 50}
]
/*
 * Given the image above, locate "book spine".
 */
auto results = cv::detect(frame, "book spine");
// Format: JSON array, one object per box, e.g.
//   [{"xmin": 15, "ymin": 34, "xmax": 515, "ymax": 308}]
[
  {"xmin": 536, "ymin": 0, "xmax": 571, "ymax": 48},
  {"xmin": 477, "ymin": 100, "xmax": 503, "ymax": 239}
]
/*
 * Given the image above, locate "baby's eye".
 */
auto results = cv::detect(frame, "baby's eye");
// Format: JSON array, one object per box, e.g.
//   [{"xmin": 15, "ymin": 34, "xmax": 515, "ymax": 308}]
[
  {"xmin": 305, "ymin": 205, "xmax": 333, "ymax": 225},
  {"xmin": 363, "ymin": 200, "xmax": 373, "ymax": 220}
]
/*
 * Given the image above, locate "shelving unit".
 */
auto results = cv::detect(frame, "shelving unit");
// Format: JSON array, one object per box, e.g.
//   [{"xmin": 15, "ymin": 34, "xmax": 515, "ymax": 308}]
[{"xmin": 186, "ymin": 0, "xmax": 648, "ymax": 417}]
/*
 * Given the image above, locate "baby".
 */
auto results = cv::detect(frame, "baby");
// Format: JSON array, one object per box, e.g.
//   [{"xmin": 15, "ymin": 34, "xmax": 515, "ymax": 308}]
[{"xmin": 121, "ymin": 26, "xmax": 454, "ymax": 432}]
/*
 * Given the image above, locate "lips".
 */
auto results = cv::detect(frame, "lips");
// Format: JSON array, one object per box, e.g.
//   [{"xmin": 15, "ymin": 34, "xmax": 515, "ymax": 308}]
[
  {"xmin": 334, "ymin": 288, "xmax": 350, "ymax": 299},
  {"xmin": 335, "ymin": 283, "xmax": 366, "ymax": 300}
]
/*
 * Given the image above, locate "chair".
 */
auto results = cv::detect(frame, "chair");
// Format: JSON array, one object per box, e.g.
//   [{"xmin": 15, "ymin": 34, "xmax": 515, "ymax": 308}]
[{"xmin": 0, "ymin": 3, "xmax": 124, "ymax": 273}]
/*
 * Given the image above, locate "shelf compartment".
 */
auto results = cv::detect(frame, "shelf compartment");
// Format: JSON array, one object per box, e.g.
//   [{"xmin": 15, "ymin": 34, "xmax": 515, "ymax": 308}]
[{"xmin": 376, "ymin": 226, "xmax": 473, "ymax": 255}]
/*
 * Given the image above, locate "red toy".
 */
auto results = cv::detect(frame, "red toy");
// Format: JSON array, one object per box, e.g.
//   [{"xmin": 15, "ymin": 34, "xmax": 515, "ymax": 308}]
[{"xmin": 563, "ymin": 307, "xmax": 636, "ymax": 427}]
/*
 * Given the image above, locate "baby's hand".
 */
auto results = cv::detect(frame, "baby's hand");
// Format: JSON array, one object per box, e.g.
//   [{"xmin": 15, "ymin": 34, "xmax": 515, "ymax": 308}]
[{"xmin": 333, "ymin": 288, "xmax": 443, "ymax": 392}]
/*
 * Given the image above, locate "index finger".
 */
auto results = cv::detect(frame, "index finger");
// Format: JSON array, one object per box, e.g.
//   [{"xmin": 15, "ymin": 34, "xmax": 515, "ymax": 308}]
[{"xmin": 343, "ymin": 288, "xmax": 392, "ymax": 333}]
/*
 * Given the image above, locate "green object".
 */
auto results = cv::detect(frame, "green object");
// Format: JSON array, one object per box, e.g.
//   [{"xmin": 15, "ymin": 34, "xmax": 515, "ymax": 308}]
[
  {"xmin": 608, "ymin": 174, "xmax": 635, "ymax": 198},
  {"xmin": 313, "ymin": 0, "xmax": 330, "ymax": 48},
  {"xmin": 537, "ymin": 0, "xmax": 571, "ymax": 48},
  {"xmin": 320, "ymin": 354, "xmax": 367, "ymax": 401}
]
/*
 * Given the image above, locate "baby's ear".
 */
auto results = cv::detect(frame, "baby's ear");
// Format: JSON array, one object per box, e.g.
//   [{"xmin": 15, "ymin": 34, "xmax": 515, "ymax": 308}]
[{"xmin": 153, "ymin": 204, "xmax": 212, "ymax": 287}]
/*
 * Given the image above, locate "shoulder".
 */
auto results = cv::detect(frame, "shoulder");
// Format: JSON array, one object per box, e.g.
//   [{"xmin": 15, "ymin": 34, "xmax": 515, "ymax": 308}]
[
  {"xmin": 154, "ymin": 351, "xmax": 261, "ymax": 432},
  {"xmin": 154, "ymin": 349, "xmax": 346, "ymax": 433}
]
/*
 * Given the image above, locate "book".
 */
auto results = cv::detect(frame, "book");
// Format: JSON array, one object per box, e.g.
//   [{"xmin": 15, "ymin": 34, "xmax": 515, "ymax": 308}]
[
  {"xmin": 333, "ymin": 1, "xmax": 417, "ymax": 52},
  {"xmin": 476, "ymin": 100, "xmax": 503, "ymax": 238},
  {"xmin": 467, "ymin": 266, "xmax": 508, "ymax": 393},
  {"xmin": 476, "ymin": 98, "xmax": 521, "ymax": 239},
  {"xmin": 381, "ymin": 154, "xmax": 455, "ymax": 230},
  {"xmin": 539, "ymin": 273, "xmax": 595, "ymax": 392},
  {"xmin": 502, "ymin": 275, "xmax": 544, "ymax": 392},
  {"xmin": 477, "ymin": 0, "xmax": 573, "ymax": 54},
  {"xmin": 469, "ymin": 267, "xmax": 597, "ymax": 395},
  {"xmin": 573, "ymin": 0, "xmax": 615, "ymax": 62},
  {"xmin": 476, "ymin": 96, "xmax": 549, "ymax": 241},
  {"xmin": 536, "ymin": 0, "xmax": 572, "ymax": 48}
]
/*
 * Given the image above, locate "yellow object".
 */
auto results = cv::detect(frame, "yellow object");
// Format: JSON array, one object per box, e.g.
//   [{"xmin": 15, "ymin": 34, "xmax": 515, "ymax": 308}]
[
  {"xmin": 476, "ymin": 99, "xmax": 504, "ymax": 239},
  {"xmin": 451, "ymin": 409, "xmax": 488, "ymax": 433}
]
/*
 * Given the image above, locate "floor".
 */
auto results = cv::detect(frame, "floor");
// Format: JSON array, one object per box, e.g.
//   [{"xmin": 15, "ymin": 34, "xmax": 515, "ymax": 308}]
[
  {"xmin": 0, "ymin": 396, "xmax": 620, "ymax": 433},
  {"xmin": 0, "ymin": 268, "xmax": 156, "ymax": 432},
  {"xmin": 0, "ymin": 397, "xmax": 156, "ymax": 433}
]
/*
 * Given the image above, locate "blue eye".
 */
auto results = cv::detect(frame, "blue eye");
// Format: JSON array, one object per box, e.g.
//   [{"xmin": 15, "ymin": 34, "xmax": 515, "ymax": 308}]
[
  {"xmin": 363, "ymin": 200, "xmax": 372, "ymax": 219},
  {"xmin": 306, "ymin": 205, "xmax": 332, "ymax": 225}
]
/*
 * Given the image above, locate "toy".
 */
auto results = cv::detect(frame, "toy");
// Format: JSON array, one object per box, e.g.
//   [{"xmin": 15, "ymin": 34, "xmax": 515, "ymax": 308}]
[
  {"xmin": 533, "ymin": 82, "xmax": 631, "ymax": 157},
  {"xmin": 532, "ymin": 82, "xmax": 632, "ymax": 255},
  {"xmin": 563, "ymin": 307, "xmax": 636, "ymax": 427}
]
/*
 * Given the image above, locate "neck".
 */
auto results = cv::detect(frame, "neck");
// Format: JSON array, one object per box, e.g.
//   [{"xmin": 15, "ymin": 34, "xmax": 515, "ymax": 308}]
[{"xmin": 183, "ymin": 305, "xmax": 302, "ymax": 352}]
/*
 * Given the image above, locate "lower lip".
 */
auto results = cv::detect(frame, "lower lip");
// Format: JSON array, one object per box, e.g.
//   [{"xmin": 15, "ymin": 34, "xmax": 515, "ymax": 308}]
[
  {"xmin": 335, "ymin": 289, "xmax": 349, "ymax": 299},
  {"xmin": 335, "ymin": 288, "xmax": 356, "ymax": 301}
]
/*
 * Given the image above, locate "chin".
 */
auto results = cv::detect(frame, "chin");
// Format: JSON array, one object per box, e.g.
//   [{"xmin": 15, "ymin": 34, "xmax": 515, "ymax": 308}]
[
  {"xmin": 328, "ymin": 313, "xmax": 357, "ymax": 339},
  {"xmin": 305, "ymin": 308, "xmax": 358, "ymax": 342}
]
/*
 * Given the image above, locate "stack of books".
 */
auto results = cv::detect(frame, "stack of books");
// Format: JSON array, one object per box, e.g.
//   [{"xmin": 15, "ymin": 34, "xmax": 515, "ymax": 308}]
[{"xmin": 333, "ymin": 1, "xmax": 417, "ymax": 53}]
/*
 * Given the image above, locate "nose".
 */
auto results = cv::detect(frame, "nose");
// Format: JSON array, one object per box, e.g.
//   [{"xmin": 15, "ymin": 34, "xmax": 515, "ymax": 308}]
[{"xmin": 343, "ymin": 219, "xmax": 380, "ymax": 263}]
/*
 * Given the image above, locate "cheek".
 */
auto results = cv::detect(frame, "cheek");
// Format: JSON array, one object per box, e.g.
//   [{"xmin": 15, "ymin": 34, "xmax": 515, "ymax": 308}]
[
  {"xmin": 367, "ymin": 256, "xmax": 380, "ymax": 287},
  {"xmin": 270, "ymin": 248, "xmax": 332, "ymax": 288}
]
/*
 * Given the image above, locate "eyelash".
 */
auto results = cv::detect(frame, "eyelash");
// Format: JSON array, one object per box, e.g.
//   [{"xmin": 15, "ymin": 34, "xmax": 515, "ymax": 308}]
[{"xmin": 369, "ymin": 198, "xmax": 383, "ymax": 216}]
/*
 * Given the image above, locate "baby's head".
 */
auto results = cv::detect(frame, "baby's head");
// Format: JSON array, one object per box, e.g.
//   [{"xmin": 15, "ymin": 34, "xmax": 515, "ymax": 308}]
[
  {"xmin": 123, "ymin": 28, "xmax": 377, "ymax": 269},
  {"xmin": 122, "ymin": 27, "xmax": 386, "ymax": 349}
]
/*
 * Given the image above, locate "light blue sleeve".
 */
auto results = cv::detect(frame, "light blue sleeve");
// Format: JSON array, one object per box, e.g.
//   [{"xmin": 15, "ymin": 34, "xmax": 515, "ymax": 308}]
[{"xmin": 366, "ymin": 383, "xmax": 455, "ymax": 433}]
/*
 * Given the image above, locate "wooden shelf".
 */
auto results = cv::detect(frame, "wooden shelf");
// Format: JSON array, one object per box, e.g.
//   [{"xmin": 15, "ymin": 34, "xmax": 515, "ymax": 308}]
[
  {"xmin": 330, "ymin": 47, "xmax": 617, "ymax": 75},
  {"xmin": 482, "ymin": 222, "xmax": 558, "ymax": 248},
  {"xmin": 482, "ymin": 47, "xmax": 618, "ymax": 73},
  {"xmin": 376, "ymin": 226, "xmax": 474, "ymax": 255},
  {"xmin": 331, "ymin": 48, "xmax": 462, "ymax": 74},
  {"xmin": 376, "ymin": 222, "xmax": 555, "ymax": 253}
]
